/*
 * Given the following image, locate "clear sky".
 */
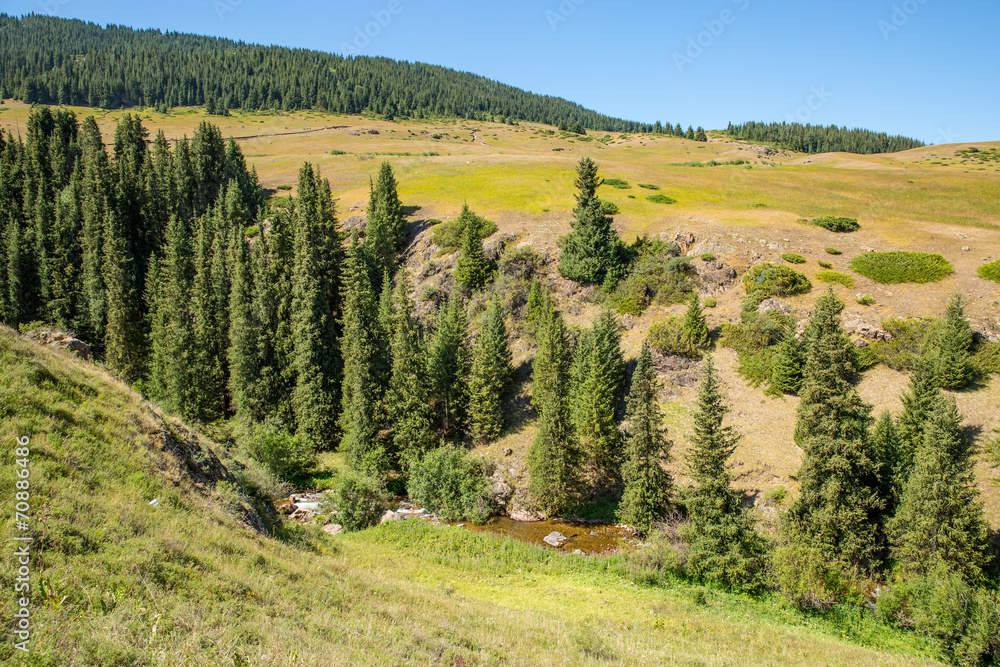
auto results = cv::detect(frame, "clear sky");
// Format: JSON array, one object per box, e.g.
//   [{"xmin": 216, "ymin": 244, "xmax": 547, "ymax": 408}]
[{"xmin": 10, "ymin": 0, "xmax": 1000, "ymax": 142}]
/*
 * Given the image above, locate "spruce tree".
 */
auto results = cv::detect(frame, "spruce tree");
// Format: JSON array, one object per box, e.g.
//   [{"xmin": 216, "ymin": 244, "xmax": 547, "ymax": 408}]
[
  {"xmin": 374, "ymin": 161, "xmax": 406, "ymax": 248},
  {"xmin": 681, "ymin": 357, "xmax": 764, "ymax": 590},
  {"xmin": 785, "ymin": 289, "xmax": 881, "ymax": 577},
  {"xmin": 682, "ymin": 291, "xmax": 709, "ymax": 352},
  {"xmin": 870, "ymin": 410, "xmax": 900, "ymax": 519},
  {"xmin": 363, "ymin": 164, "xmax": 402, "ymax": 291},
  {"xmin": 618, "ymin": 341, "xmax": 672, "ymax": 534},
  {"xmin": 467, "ymin": 297, "xmax": 514, "ymax": 442},
  {"xmin": 889, "ymin": 396, "xmax": 989, "ymax": 581},
  {"xmin": 290, "ymin": 163, "xmax": 342, "ymax": 450},
  {"xmin": 427, "ymin": 293, "xmax": 470, "ymax": 441},
  {"xmin": 573, "ymin": 309, "xmax": 625, "ymax": 486},
  {"xmin": 340, "ymin": 232, "xmax": 385, "ymax": 473},
  {"xmin": 896, "ymin": 354, "xmax": 941, "ymax": 485},
  {"xmin": 770, "ymin": 329, "xmax": 805, "ymax": 394},
  {"xmin": 227, "ymin": 227, "xmax": 258, "ymax": 421},
  {"xmin": 557, "ymin": 157, "xmax": 620, "ymax": 284},
  {"xmin": 386, "ymin": 271, "xmax": 434, "ymax": 471},
  {"xmin": 528, "ymin": 303, "xmax": 581, "ymax": 516},
  {"xmin": 102, "ymin": 209, "xmax": 145, "ymax": 384},
  {"xmin": 455, "ymin": 223, "xmax": 491, "ymax": 290},
  {"xmin": 933, "ymin": 294, "xmax": 974, "ymax": 390}
]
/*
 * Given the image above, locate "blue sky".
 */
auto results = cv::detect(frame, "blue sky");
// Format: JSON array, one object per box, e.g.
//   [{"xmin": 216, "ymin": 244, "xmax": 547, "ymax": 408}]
[{"xmin": 11, "ymin": 0, "xmax": 1000, "ymax": 142}]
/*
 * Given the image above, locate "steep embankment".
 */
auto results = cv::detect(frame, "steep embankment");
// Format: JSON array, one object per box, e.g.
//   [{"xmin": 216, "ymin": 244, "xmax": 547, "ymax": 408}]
[{"xmin": 0, "ymin": 325, "xmax": 943, "ymax": 665}]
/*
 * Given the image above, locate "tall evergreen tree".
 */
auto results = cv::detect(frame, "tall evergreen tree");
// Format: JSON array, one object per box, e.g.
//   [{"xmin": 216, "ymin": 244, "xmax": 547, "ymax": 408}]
[
  {"xmin": 290, "ymin": 163, "xmax": 343, "ymax": 450},
  {"xmin": 933, "ymin": 293, "xmax": 974, "ymax": 390},
  {"xmin": 427, "ymin": 293, "xmax": 470, "ymax": 441},
  {"xmin": 386, "ymin": 271, "xmax": 434, "ymax": 471},
  {"xmin": 682, "ymin": 291, "xmax": 709, "ymax": 351},
  {"xmin": 770, "ymin": 329, "xmax": 805, "ymax": 394},
  {"xmin": 573, "ymin": 309, "xmax": 625, "ymax": 486},
  {"xmin": 363, "ymin": 162, "xmax": 403, "ymax": 291},
  {"xmin": 557, "ymin": 157, "xmax": 621, "ymax": 285},
  {"xmin": 618, "ymin": 341, "xmax": 673, "ymax": 534},
  {"xmin": 890, "ymin": 397, "xmax": 989, "ymax": 582},
  {"xmin": 102, "ymin": 208, "xmax": 145, "ymax": 384},
  {"xmin": 896, "ymin": 354, "xmax": 941, "ymax": 486},
  {"xmin": 785, "ymin": 289, "xmax": 881, "ymax": 577},
  {"xmin": 681, "ymin": 357, "xmax": 765, "ymax": 591},
  {"xmin": 227, "ymin": 227, "xmax": 259, "ymax": 421},
  {"xmin": 455, "ymin": 223, "xmax": 491, "ymax": 290},
  {"xmin": 528, "ymin": 303, "xmax": 581, "ymax": 516},
  {"xmin": 467, "ymin": 297, "xmax": 513, "ymax": 442},
  {"xmin": 870, "ymin": 410, "xmax": 900, "ymax": 519}
]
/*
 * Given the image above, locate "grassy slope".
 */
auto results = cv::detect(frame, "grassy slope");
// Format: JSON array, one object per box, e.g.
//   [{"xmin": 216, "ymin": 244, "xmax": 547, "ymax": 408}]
[{"xmin": 0, "ymin": 326, "xmax": 943, "ymax": 665}]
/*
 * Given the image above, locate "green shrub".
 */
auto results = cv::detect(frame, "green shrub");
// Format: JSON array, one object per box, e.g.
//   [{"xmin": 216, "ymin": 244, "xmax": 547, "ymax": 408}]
[
  {"xmin": 815, "ymin": 270, "xmax": 855, "ymax": 288},
  {"xmin": 856, "ymin": 293, "xmax": 875, "ymax": 306},
  {"xmin": 600, "ymin": 199, "xmax": 620, "ymax": 216},
  {"xmin": 700, "ymin": 252, "xmax": 716, "ymax": 262},
  {"xmin": 276, "ymin": 184, "xmax": 292, "ymax": 191},
  {"xmin": 978, "ymin": 258, "xmax": 1000, "ymax": 282},
  {"xmin": 331, "ymin": 471, "xmax": 388, "ymax": 531},
  {"xmin": 824, "ymin": 247, "xmax": 842, "ymax": 255},
  {"xmin": 811, "ymin": 216, "xmax": 860, "ymax": 232},
  {"xmin": 719, "ymin": 309, "xmax": 791, "ymax": 387},
  {"xmin": 646, "ymin": 194, "xmax": 677, "ymax": 204},
  {"xmin": 329, "ymin": 149, "xmax": 348, "ymax": 155},
  {"xmin": 244, "ymin": 224, "xmax": 260, "ymax": 239},
  {"xmin": 432, "ymin": 209, "xmax": 497, "ymax": 253},
  {"xmin": 817, "ymin": 260, "xmax": 833, "ymax": 269},
  {"xmin": 972, "ymin": 341, "xmax": 1000, "ymax": 377},
  {"xmin": 849, "ymin": 251, "xmax": 954, "ymax": 284},
  {"xmin": 877, "ymin": 569, "xmax": 1000, "ymax": 666},
  {"xmin": 742, "ymin": 263, "xmax": 812, "ymax": 305},
  {"xmin": 782, "ymin": 253, "xmax": 806, "ymax": 264},
  {"xmin": 602, "ymin": 178, "xmax": 631, "ymax": 189},
  {"xmin": 408, "ymin": 445, "xmax": 495, "ymax": 524},
  {"xmin": 244, "ymin": 422, "xmax": 317, "ymax": 482},
  {"xmin": 864, "ymin": 318, "xmax": 937, "ymax": 371},
  {"xmin": 637, "ymin": 183, "xmax": 660, "ymax": 190},
  {"xmin": 703, "ymin": 297, "xmax": 717, "ymax": 308},
  {"xmin": 648, "ymin": 316, "xmax": 700, "ymax": 358},
  {"xmin": 426, "ymin": 218, "xmax": 443, "ymax": 227},
  {"xmin": 608, "ymin": 250, "xmax": 694, "ymax": 316}
]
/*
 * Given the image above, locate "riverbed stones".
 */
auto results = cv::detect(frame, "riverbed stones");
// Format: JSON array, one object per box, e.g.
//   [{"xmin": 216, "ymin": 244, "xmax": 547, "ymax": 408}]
[
  {"xmin": 543, "ymin": 531, "xmax": 568, "ymax": 547},
  {"xmin": 322, "ymin": 524, "xmax": 344, "ymax": 535},
  {"xmin": 380, "ymin": 510, "xmax": 402, "ymax": 523}
]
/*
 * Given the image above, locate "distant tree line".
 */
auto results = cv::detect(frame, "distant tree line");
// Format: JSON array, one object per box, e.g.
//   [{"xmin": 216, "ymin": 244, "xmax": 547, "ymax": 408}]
[
  {"xmin": 0, "ymin": 13, "xmax": 660, "ymax": 133},
  {"xmin": 726, "ymin": 121, "xmax": 925, "ymax": 154}
]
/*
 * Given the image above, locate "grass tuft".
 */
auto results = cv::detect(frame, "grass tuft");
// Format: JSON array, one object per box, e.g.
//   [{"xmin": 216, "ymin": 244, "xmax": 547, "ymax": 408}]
[{"xmin": 848, "ymin": 251, "xmax": 954, "ymax": 284}]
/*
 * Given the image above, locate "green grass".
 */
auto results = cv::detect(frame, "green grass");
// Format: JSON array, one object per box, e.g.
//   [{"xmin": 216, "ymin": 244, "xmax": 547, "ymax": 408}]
[
  {"xmin": 636, "ymin": 183, "xmax": 660, "ymax": 190},
  {"xmin": 815, "ymin": 270, "xmax": 855, "ymax": 288},
  {"xmin": 602, "ymin": 178, "xmax": 631, "ymax": 189},
  {"xmin": 782, "ymin": 253, "xmax": 806, "ymax": 264},
  {"xmin": 811, "ymin": 216, "xmax": 860, "ymax": 232},
  {"xmin": 848, "ymin": 251, "xmax": 954, "ymax": 284},
  {"xmin": 978, "ymin": 258, "xmax": 1000, "ymax": 282}
]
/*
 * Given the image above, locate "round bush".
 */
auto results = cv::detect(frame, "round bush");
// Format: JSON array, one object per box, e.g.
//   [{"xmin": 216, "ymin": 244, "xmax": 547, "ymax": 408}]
[
  {"xmin": 646, "ymin": 194, "xmax": 677, "ymax": 204},
  {"xmin": 848, "ymin": 251, "xmax": 954, "ymax": 284},
  {"xmin": 743, "ymin": 263, "xmax": 812, "ymax": 300},
  {"xmin": 245, "ymin": 422, "xmax": 317, "ymax": 482},
  {"xmin": 979, "ymin": 258, "xmax": 1000, "ymax": 283},
  {"xmin": 409, "ymin": 446, "xmax": 495, "ymax": 524},
  {"xmin": 812, "ymin": 216, "xmax": 860, "ymax": 232},
  {"xmin": 815, "ymin": 270, "xmax": 855, "ymax": 288},
  {"xmin": 648, "ymin": 316, "xmax": 699, "ymax": 359},
  {"xmin": 824, "ymin": 247, "xmax": 842, "ymax": 255},
  {"xmin": 782, "ymin": 253, "xmax": 806, "ymax": 264},
  {"xmin": 331, "ymin": 471, "xmax": 388, "ymax": 531}
]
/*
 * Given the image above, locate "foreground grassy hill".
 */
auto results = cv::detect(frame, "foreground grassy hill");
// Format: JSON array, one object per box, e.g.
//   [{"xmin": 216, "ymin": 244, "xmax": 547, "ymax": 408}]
[{"xmin": 0, "ymin": 325, "xmax": 952, "ymax": 665}]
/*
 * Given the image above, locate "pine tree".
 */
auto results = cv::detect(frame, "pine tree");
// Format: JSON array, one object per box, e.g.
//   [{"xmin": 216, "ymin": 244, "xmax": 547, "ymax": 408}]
[
  {"xmin": 528, "ymin": 304, "xmax": 581, "ymax": 516},
  {"xmin": 933, "ymin": 294, "xmax": 974, "ymax": 390},
  {"xmin": 190, "ymin": 211, "xmax": 225, "ymax": 421},
  {"xmin": 227, "ymin": 227, "xmax": 259, "ymax": 420},
  {"xmin": 102, "ymin": 209, "xmax": 145, "ymax": 384},
  {"xmin": 681, "ymin": 357, "xmax": 765, "ymax": 590},
  {"xmin": 890, "ymin": 396, "xmax": 989, "ymax": 581},
  {"xmin": 770, "ymin": 329, "xmax": 805, "ymax": 394},
  {"xmin": 896, "ymin": 354, "xmax": 941, "ymax": 486},
  {"xmin": 290, "ymin": 163, "xmax": 342, "ymax": 450},
  {"xmin": 374, "ymin": 161, "xmax": 406, "ymax": 248},
  {"xmin": 694, "ymin": 127, "xmax": 708, "ymax": 142},
  {"xmin": 785, "ymin": 289, "xmax": 881, "ymax": 576},
  {"xmin": 573, "ymin": 309, "xmax": 625, "ymax": 486},
  {"xmin": 340, "ymin": 232, "xmax": 385, "ymax": 473},
  {"xmin": 618, "ymin": 341, "xmax": 673, "ymax": 534},
  {"xmin": 682, "ymin": 291, "xmax": 709, "ymax": 352},
  {"xmin": 427, "ymin": 293, "xmax": 470, "ymax": 441},
  {"xmin": 363, "ymin": 164, "xmax": 402, "ymax": 291},
  {"xmin": 870, "ymin": 410, "xmax": 900, "ymax": 519},
  {"xmin": 455, "ymin": 223, "xmax": 491, "ymax": 290},
  {"xmin": 386, "ymin": 271, "xmax": 434, "ymax": 471},
  {"xmin": 557, "ymin": 157, "xmax": 621, "ymax": 284},
  {"xmin": 467, "ymin": 297, "xmax": 513, "ymax": 442}
]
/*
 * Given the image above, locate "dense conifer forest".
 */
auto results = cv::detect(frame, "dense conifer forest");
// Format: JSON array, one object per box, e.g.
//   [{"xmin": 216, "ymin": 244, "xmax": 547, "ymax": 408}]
[{"xmin": 726, "ymin": 120, "xmax": 925, "ymax": 154}]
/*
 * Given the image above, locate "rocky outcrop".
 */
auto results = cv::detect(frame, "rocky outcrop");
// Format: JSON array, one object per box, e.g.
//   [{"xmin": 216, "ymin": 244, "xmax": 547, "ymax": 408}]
[
  {"xmin": 843, "ymin": 317, "xmax": 893, "ymax": 342},
  {"xmin": 24, "ymin": 329, "xmax": 92, "ymax": 361},
  {"xmin": 483, "ymin": 232, "xmax": 515, "ymax": 261},
  {"xmin": 757, "ymin": 298, "xmax": 791, "ymax": 315},
  {"xmin": 696, "ymin": 259, "xmax": 737, "ymax": 292}
]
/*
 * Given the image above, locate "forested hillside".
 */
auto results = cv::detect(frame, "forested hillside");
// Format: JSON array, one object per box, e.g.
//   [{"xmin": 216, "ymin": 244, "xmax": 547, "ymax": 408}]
[
  {"xmin": 0, "ymin": 13, "xmax": 657, "ymax": 132},
  {"xmin": 726, "ymin": 121, "xmax": 925, "ymax": 154}
]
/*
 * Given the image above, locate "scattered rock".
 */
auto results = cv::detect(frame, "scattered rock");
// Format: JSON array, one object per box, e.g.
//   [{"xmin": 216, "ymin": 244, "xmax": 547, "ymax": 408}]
[
  {"xmin": 380, "ymin": 510, "xmax": 402, "ymax": 523},
  {"xmin": 572, "ymin": 549, "xmax": 585, "ymax": 555},
  {"xmin": 844, "ymin": 318, "xmax": 893, "ymax": 342},
  {"xmin": 696, "ymin": 260, "xmax": 737, "ymax": 291},
  {"xmin": 543, "ymin": 531, "xmax": 569, "ymax": 547},
  {"xmin": 322, "ymin": 523, "xmax": 344, "ymax": 535},
  {"xmin": 489, "ymin": 470, "xmax": 514, "ymax": 507},
  {"xmin": 23, "ymin": 330, "xmax": 92, "ymax": 361},
  {"xmin": 503, "ymin": 448, "xmax": 513, "ymax": 457},
  {"xmin": 674, "ymin": 231, "xmax": 696, "ymax": 253},
  {"xmin": 757, "ymin": 298, "xmax": 791, "ymax": 315},
  {"xmin": 367, "ymin": 129, "xmax": 380, "ymax": 135},
  {"xmin": 343, "ymin": 215, "xmax": 366, "ymax": 234},
  {"xmin": 962, "ymin": 246, "xmax": 971, "ymax": 252},
  {"xmin": 749, "ymin": 145, "xmax": 778, "ymax": 157},
  {"xmin": 483, "ymin": 232, "xmax": 515, "ymax": 262},
  {"xmin": 853, "ymin": 339, "xmax": 869, "ymax": 348}
]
